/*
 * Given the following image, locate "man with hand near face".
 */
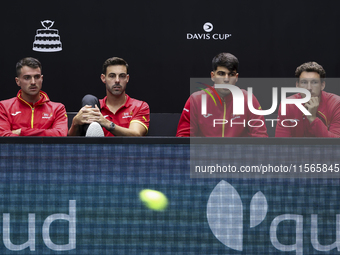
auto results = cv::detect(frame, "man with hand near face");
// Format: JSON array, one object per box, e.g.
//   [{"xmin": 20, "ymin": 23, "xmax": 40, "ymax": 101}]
[
  {"xmin": 68, "ymin": 57, "xmax": 149, "ymax": 137},
  {"xmin": 275, "ymin": 62, "xmax": 340, "ymax": 137},
  {"xmin": 176, "ymin": 52, "xmax": 268, "ymax": 137},
  {"xmin": 0, "ymin": 57, "xmax": 68, "ymax": 136}
]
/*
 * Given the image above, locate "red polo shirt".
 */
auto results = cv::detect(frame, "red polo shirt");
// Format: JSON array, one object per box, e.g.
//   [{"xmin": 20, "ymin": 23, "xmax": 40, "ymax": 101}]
[{"xmin": 99, "ymin": 94, "xmax": 150, "ymax": 136}]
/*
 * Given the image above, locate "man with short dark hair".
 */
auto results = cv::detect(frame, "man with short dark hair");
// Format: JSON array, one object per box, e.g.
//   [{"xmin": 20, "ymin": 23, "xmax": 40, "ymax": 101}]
[
  {"xmin": 275, "ymin": 61, "xmax": 340, "ymax": 137},
  {"xmin": 176, "ymin": 52, "xmax": 268, "ymax": 137},
  {"xmin": 68, "ymin": 57, "xmax": 150, "ymax": 136},
  {"xmin": 0, "ymin": 57, "xmax": 68, "ymax": 136}
]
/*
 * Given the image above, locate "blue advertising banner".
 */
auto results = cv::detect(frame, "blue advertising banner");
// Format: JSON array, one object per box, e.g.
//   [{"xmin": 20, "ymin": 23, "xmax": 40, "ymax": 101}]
[{"xmin": 0, "ymin": 138, "xmax": 339, "ymax": 254}]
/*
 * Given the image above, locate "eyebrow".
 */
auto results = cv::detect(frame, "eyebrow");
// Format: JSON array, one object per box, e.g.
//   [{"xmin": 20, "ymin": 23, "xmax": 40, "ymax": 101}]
[
  {"xmin": 300, "ymin": 78, "xmax": 320, "ymax": 80},
  {"xmin": 217, "ymin": 71, "xmax": 236, "ymax": 75},
  {"xmin": 23, "ymin": 74, "xmax": 41, "ymax": 77},
  {"xmin": 108, "ymin": 72, "xmax": 127, "ymax": 75}
]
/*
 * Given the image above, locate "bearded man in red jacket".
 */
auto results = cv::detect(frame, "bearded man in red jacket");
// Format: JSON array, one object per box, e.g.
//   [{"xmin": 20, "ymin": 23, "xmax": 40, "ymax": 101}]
[
  {"xmin": 275, "ymin": 62, "xmax": 340, "ymax": 137},
  {"xmin": 0, "ymin": 57, "xmax": 68, "ymax": 136}
]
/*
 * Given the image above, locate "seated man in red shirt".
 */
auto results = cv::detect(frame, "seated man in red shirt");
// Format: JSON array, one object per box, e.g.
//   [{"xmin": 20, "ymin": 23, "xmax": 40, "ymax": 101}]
[
  {"xmin": 0, "ymin": 57, "xmax": 68, "ymax": 136},
  {"xmin": 275, "ymin": 61, "xmax": 340, "ymax": 137},
  {"xmin": 68, "ymin": 57, "xmax": 150, "ymax": 137},
  {"xmin": 176, "ymin": 52, "xmax": 268, "ymax": 137}
]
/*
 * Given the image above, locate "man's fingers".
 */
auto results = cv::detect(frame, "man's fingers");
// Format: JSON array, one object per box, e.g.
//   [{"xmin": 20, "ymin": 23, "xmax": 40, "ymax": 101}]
[{"xmin": 309, "ymin": 97, "xmax": 319, "ymax": 104}]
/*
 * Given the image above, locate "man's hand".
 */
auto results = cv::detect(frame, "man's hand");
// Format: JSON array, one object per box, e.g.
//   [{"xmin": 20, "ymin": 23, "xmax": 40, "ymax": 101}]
[
  {"xmin": 304, "ymin": 97, "xmax": 320, "ymax": 123},
  {"xmin": 94, "ymin": 105, "xmax": 111, "ymax": 129},
  {"xmin": 72, "ymin": 105, "xmax": 101, "ymax": 126},
  {"xmin": 12, "ymin": 128, "xmax": 21, "ymax": 135}
]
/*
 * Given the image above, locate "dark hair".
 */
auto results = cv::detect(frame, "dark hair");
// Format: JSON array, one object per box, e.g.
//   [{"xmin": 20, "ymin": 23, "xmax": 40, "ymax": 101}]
[
  {"xmin": 295, "ymin": 62, "xmax": 326, "ymax": 78},
  {"xmin": 102, "ymin": 57, "xmax": 129, "ymax": 75},
  {"xmin": 212, "ymin": 53, "xmax": 239, "ymax": 72},
  {"xmin": 16, "ymin": 57, "xmax": 42, "ymax": 76}
]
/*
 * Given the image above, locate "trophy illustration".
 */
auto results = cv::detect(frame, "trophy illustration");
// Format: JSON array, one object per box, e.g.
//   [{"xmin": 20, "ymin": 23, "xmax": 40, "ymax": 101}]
[
  {"xmin": 41, "ymin": 20, "xmax": 54, "ymax": 29},
  {"xmin": 33, "ymin": 20, "xmax": 62, "ymax": 52}
]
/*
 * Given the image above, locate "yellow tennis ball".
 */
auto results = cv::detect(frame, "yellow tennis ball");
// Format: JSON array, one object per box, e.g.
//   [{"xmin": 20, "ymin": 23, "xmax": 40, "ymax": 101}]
[{"xmin": 139, "ymin": 189, "xmax": 168, "ymax": 211}]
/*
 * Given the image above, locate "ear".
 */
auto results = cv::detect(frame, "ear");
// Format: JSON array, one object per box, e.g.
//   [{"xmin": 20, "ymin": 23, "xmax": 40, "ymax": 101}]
[
  {"xmin": 41, "ymin": 75, "xmax": 43, "ymax": 82},
  {"xmin": 15, "ymin": 77, "xmax": 20, "ymax": 87},
  {"xmin": 100, "ymin": 74, "xmax": 106, "ymax": 84},
  {"xmin": 235, "ymin": 73, "xmax": 239, "ymax": 83},
  {"xmin": 210, "ymin": 71, "xmax": 215, "ymax": 82},
  {"xmin": 321, "ymin": 80, "xmax": 326, "ymax": 91},
  {"xmin": 126, "ymin": 74, "xmax": 130, "ymax": 83}
]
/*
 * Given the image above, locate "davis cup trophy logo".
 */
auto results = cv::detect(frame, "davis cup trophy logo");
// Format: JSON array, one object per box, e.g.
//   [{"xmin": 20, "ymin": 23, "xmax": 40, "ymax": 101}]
[{"xmin": 33, "ymin": 20, "xmax": 62, "ymax": 52}]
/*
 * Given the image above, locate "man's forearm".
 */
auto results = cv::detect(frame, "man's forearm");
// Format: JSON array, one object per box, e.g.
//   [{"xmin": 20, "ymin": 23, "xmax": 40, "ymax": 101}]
[
  {"xmin": 68, "ymin": 123, "xmax": 82, "ymax": 136},
  {"xmin": 101, "ymin": 119, "xmax": 147, "ymax": 136}
]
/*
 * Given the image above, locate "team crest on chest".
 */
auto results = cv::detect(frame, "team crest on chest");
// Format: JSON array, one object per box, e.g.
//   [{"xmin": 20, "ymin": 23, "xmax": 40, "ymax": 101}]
[
  {"xmin": 122, "ymin": 111, "xmax": 133, "ymax": 119},
  {"xmin": 42, "ymin": 112, "xmax": 53, "ymax": 119},
  {"xmin": 231, "ymin": 113, "xmax": 241, "ymax": 121}
]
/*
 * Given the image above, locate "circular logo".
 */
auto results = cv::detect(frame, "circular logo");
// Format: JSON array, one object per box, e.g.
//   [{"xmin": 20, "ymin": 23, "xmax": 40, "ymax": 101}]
[{"xmin": 203, "ymin": 22, "xmax": 213, "ymax": 32}]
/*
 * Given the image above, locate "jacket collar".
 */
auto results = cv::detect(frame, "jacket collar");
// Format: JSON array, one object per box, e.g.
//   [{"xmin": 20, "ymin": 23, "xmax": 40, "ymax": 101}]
[
  {"xmin": 17, "ymin": 90, "xmax": 50, "ymax": 107},
  {"xmin": 101, "ymin": 94, "xmax": 131, "ymax": 109}
]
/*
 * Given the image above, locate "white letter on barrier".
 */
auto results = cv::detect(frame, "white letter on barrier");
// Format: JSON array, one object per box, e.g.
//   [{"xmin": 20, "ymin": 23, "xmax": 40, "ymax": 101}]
[
  {"xmin": 43, "ymin": 200, "xmax": 76, "ymax": 251},
  {"xmin": 3, "ymin": 213, "xmax": 35, "ymax": 251},
  {"xmin": 270, "ymin": 214, "xmax": 303, "ymax": 255},
  {"xmin": 311, "ymin": 214, "xmax": 340, "ymax": 252}
]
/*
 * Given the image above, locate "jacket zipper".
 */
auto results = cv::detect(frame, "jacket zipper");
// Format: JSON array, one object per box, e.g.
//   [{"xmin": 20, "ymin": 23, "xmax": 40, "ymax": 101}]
[
  {"xmin": 31, "ymin": 108, "xmax": 35, "ymax": 128},
  {"xmin": 17, "ymin": 94, "xmax": 40, "ymax": 129}
]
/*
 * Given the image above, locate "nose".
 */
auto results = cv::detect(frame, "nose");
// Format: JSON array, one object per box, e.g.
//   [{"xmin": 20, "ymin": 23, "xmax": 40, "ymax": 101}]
[
  {"xmin": 115, "ymin": 76, "xmax": 120, "ymax": 83},
  {"xmin": 307, "ymin": 82, "xmax": 312, "ymax": 90},
  {"xmin": 31, "ymin": 77, "xmax": 36, "ymax": 84}
]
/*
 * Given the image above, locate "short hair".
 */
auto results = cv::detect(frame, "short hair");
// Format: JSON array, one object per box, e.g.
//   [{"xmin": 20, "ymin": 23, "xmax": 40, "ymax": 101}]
[
  {"xmin": 212, "ymin": 53, "xmax": 239, "ymax": 72},
  {"xmin": 16, "ymin": 57, "xmax": 42, "ymax": 76},
  {"xmin": 102, "ymin": 57, "xmax": 129, "ymax": 75},
  {"xmin": 295, "ymin": 61, "xmax": 326, "ymax": 78}
]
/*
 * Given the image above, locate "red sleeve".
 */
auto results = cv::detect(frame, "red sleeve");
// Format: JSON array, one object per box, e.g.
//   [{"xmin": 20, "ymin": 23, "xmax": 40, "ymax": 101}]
[
  {"xmin": 275, "ymin": 104, "xmax": 292, "ymax": 137},
  {"xmin": 309, "ymin": 106, "xmax": 340, "ymax": 137},
  {"xmin": 308, "ymin": 118, "xmax": 340, "ymax": 137},
  {"xmin": 176, "ymin": 98, "xmax": 191, "ymax": 137},
  {"xmin": 20, "ymin": 104, "xmax": 68, "ymax": 137},
  {"xmin": 246, "ymin": 94, "xmax": 268, "ymax": 137},
  {"xmin": 0, "ymin": 103, "xmax": 18, "ymax": 137},
  {"xmin": 276, "ymin": 100, "xmax": 340, "ymax": 138},
  {"xmin": 130, "ymin": 102, "xmax": 150, "ymax": 132}
]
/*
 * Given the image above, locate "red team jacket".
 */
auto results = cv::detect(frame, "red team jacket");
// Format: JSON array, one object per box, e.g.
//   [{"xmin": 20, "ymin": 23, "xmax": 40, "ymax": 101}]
[
  {"xmin": 275, "ymin": 91, "xmax": 340, "ymax": 137},
  {"xmin": 0, "ymin": 90, "xmax": 68, "ymax": 136},
  {"xmin": 99, "ymin": 94, "xmax": 150, "ymax": 136},
  {"xmin": 176, "ymin": 88, "xmax": 268, "ymax": 137}
]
